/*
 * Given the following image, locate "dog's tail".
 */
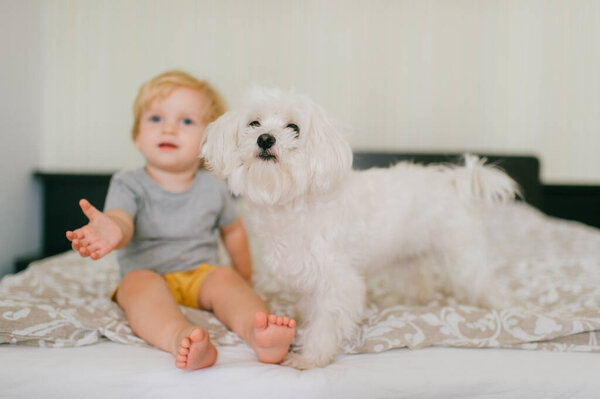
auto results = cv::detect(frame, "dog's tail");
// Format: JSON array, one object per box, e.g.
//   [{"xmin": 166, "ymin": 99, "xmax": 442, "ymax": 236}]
[{"xmin": 446, "ymin": 154, "xmax": 521, "ymax": 204}]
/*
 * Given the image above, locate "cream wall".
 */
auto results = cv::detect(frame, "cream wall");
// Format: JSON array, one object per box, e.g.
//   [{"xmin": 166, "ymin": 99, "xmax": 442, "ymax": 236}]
[
  {"xmin": 38, "ymin": 0, "xmax": 600, "ymax": 185},
  {"xmin": 1, "ymin": 0, "xmax": 42, "ymax": 276}
]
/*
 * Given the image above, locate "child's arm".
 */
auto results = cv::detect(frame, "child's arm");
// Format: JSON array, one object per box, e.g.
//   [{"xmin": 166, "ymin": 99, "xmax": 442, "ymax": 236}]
[
  {"xmin": 66, "ymin": 199, "xmax": 134, "ymax": 260},
  {"xmin": 220, "ymin": 218, "xmax": 252, "ymax": 282}
]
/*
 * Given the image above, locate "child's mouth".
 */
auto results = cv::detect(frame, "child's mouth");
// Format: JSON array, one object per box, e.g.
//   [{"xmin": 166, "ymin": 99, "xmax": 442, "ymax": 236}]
[{"xmin": 158, "ymin": 142, "xmax": 178, "ymax": 150}]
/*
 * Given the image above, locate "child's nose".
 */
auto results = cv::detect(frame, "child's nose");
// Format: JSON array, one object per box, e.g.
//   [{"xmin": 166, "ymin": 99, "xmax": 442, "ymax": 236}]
[{"xmin": 163, "ymin": 123, "xmax": 177, "ymax": 135}]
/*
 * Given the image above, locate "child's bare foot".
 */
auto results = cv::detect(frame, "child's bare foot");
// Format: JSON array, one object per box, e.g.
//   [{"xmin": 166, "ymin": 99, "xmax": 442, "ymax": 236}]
[
  {"xmin": 252, "ymin": 312, "xmax": 296, "ymax": 364},
  {"xmin": 174, "ymin": 327, "xmax": 217, "ymax": 370}
]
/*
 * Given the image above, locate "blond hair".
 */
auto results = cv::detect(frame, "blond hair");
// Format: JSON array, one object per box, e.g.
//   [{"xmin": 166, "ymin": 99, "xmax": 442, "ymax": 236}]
[{"xmin": 131, "ymin": 70, "xmax": 227, "ymax": 139}]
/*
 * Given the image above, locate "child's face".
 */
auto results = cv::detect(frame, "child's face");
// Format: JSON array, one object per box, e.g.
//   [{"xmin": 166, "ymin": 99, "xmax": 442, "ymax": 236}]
[{"xmin": 136, "ymin": 87, "xmax": 208, "ymax": 173}]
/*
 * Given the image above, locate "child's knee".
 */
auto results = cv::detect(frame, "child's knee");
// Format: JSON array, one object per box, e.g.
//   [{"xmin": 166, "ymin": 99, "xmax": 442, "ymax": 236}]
[
  {"xmin": 118, "ymin": 269, "xmax": 164, "ymax": 299},
  {"xmin": 205, "ymin": 267, "xmax": 243, "ymax": 286},
  {"xmin": 197, "ymin": 267, "xmax": 246, "ymax": 309}
]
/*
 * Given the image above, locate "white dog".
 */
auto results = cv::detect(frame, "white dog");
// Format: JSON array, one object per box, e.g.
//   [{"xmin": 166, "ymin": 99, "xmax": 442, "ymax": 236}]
[{"xmin": 201, "ymin": 88, "xmax": 518, "ymax": 369}]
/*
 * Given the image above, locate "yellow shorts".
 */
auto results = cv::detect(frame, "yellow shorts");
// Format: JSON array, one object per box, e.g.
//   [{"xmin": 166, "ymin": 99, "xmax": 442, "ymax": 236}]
[{"xmin": 111, "ymin": 264, "xmax": 218, "ymax": 308}]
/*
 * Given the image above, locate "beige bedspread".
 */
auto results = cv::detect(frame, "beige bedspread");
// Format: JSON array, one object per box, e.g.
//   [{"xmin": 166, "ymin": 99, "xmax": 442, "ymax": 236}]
[{"xmin": 1, "ymin": 203, "xmax": 599, "ymax": 354}]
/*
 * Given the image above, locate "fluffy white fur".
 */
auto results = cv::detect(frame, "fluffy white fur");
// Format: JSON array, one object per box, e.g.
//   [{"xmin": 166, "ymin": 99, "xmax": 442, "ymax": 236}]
[{"xmin": 201, "ymin": 88, "xmax": 519, "ymax": 369}]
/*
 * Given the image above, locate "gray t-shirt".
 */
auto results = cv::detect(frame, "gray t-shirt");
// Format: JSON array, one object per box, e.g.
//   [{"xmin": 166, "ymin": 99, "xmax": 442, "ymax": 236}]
[{"xmin": 104, "ymin": 167, "xmax": 237, "ymax": 278}]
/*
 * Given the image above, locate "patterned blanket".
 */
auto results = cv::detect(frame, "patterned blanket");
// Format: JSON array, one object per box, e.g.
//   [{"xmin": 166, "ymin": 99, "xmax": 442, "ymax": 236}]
[{"xmin": 1, "ymin": 203, "xmax": 599, "ymax": 354}]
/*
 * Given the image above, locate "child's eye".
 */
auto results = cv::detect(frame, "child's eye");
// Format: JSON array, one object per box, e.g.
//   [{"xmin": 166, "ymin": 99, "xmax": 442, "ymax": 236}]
[
  {"xmin": 182, "ymin": 118, "xmax": 193, "ymax": 126},
  {"xmin": 150, "ymin": 115, "xmax": 161, "ymax": 123}
]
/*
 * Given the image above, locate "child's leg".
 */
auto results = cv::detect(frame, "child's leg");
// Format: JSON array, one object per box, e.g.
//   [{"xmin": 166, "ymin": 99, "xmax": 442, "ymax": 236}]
[
  {"xmin": 198, "ymin": 267, "xmax": 295, "ymax": 364},
  {"xmin": 116, "ymin": 269, "xmax": 217, "ymax": 370}
]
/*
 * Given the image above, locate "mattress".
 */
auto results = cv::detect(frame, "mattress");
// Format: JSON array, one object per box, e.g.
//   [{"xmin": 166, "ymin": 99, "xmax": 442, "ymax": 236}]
[{"xmin": 1, "ymin": 202, "xmax": 600, "ymax": 398}]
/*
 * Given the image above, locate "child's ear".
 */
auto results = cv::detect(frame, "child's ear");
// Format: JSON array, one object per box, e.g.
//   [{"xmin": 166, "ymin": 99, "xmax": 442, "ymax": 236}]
[{"xmin": 200, "ymin": 111, "xmax": 241, "ymax": 178}]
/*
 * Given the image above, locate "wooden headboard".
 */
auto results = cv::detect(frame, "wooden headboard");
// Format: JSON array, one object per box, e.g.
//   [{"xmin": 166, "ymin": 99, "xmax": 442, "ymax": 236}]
[{"xmin": 17, "ymin": 152, "xmax": 597, "ymax": 273}]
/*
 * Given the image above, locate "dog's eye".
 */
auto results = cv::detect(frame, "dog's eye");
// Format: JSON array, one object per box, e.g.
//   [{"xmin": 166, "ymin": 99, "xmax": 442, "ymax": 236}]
[
  {"xmin": 249, "ymin": 121, "xmax": 261, "ymax": 128},
  {"xmin": 286, "ymin": 123, "xmax": 299, "ymax": 135}
]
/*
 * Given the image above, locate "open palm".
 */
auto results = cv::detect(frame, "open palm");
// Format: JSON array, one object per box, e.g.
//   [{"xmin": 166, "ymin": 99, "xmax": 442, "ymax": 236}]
[{"xmin": 66, "ymin": 199, "xmax": 123, "ymax": 260}]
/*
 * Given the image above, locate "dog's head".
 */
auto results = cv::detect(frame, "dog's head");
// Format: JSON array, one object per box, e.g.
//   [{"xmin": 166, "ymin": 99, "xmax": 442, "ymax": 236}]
[{"xmin": 201, "ymin": 88, "xmax": 352, "ymax": 205}]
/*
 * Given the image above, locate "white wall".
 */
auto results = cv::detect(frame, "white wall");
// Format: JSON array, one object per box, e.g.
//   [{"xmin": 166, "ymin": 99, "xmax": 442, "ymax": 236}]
[
  {"xmin": 0, "ymin": 0, "xmax": 42, "ymax": 276},
  {"xmin": 39, "ymin": 0, "xmax": 600, "ymax": 184}
]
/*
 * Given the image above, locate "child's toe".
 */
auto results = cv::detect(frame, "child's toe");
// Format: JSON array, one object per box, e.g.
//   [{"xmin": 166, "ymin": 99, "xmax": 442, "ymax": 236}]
[{"xmin": 180, "ymin": 337, "xmax": 191, "ymax": 349}]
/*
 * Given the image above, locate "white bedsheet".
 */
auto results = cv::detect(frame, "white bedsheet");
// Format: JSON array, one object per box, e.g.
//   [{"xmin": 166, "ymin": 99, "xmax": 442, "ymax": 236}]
[{"xmin": 1, "ymin": 341, "xmax": 599, "ymax": 399}]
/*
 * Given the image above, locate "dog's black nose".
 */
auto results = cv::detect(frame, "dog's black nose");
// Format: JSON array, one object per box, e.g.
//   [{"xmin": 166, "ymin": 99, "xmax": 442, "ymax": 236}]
[{"xmin": 257, "ymin": 134, "xmax": 276, "ymax": 150}]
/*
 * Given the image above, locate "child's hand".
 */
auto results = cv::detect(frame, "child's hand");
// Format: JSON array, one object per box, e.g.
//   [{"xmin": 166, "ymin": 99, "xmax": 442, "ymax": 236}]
[{"xmin": 66, "ymin": 199, "xmax": 124, "ymax": 260}]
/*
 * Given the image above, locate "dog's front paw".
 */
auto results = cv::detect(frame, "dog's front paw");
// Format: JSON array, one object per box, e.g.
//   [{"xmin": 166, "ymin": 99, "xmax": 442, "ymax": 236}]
[{"xmin": 282, "ymin": 352, "xmax": 333, "ymax": 370}]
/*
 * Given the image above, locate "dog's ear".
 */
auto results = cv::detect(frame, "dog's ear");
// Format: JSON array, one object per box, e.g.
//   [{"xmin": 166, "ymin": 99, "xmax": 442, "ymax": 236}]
[
  {"xmin": 200, "ymin": 111, "xmax": 241, "ymax": 178},
  {"xmin": 305, "ymin": 104, "xmax": 353, "ymax": 192}
]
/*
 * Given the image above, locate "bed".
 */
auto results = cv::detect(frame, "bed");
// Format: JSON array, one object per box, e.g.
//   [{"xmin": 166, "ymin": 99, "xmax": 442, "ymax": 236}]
[{"xmin": 2, "ymin": 152, "xmax": 600, "ymax": 398}]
